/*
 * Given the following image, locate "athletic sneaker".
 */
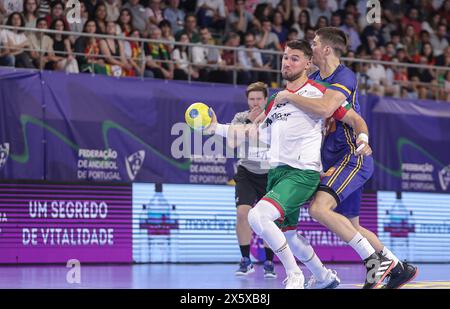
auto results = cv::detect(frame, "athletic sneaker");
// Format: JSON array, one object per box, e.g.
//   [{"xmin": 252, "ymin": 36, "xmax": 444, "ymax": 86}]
[
  {"xmin": 305, "ymin": 269, "xmax": 340, "ymax": 289},
  {"xmin": 363, "ymin": 253, "xmax": 394, "ymax": 289},
  {"xmin": 235, "ymin": 257, "xmax": 255, "ymax": 276},
  {"xmin": 283, "ymin": 272, "xmax": 305, "ymax": 289},
  {"xmin": 263, "ymin": 260, "xmax": 277, "ymax": 279},
  {"xmin": 382, "ymin": 261, "xmax": 418, "ymax": 289}
]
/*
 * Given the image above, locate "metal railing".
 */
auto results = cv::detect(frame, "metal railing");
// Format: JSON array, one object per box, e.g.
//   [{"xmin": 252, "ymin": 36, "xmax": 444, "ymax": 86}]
[{"xmin": 0, "ymin": 25, "xmax": 449, "ymax": 100}]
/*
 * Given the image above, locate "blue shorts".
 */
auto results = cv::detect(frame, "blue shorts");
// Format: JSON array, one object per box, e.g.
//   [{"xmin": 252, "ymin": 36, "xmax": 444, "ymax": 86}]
[{"xmin": 319, "ymin": 154, "xmax": 374, "ymax": 218}]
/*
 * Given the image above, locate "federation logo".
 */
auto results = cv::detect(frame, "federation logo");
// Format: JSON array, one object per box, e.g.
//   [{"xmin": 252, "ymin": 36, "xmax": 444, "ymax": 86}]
[
  {"xmin": 0, "ymin": 143, "xmax": 10, "ymax": 169},
  {"xmin": 125, "ymin": 150, "xmax": 145, "ymax": 181},
  {"xmin": 438, "ymin": 165, "xmax": 450, "ymax": 191}
]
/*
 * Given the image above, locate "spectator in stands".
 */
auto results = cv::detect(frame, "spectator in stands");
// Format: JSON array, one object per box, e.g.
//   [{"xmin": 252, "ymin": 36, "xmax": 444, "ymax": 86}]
[
  {"xmin": 401, "ymin": 7, "xmax": 422, "ymax": 34},
  {"xmin": 172, "ymin": 32, "xmax": 199, "ymax": 80},
  {"xmin": 430, "ymin": 23, "xmax": 449, "ymax": 57},
  {"xmin": 237, "ymin": 31, "xmax": 269, "ymax": 85},
  {"xmin": 159, "ymin": 19, "xmax": 175, "ymax": 52},
  {"xmin": 94, "ymin": 3, "xmax": 108, "ymax": 34},
  {"xmin": 23, "ymin": 0, "xmax": 38, "ymax": 28},
  {"xmin": 413, "ymin": 42, "xmax": 436, "ymax": 65},
  {"xmin": 147, "ymin": 0, "xmax": 165, "ymax": 28},
  {"xmin": 287, "ymin": 27, "xmax": 299, "ymax": 42},
  {"xmin": 175, "ymin": 13, "xmax": 200, "ymax": 43},
  {"xmin": 70, "ymin": 1, "xmax": 89, "ymax": 36},
  {"xmin": 4, "ymin": 12, "xmax": 35, "ymax": 68},
  {"xmin": 99, "ymin": 21, "xmax": 133, "ymax": 76},
  {"xmin": 271, "ymin": 11, "xmax": 288, "ymax": 47},
  {"xmin": 366, "ymin": 48, "xmax": 387, "ymax": 96},
  {"xmin": 123, "ymin": 0, "xmax": 149, "ymax": 34},
  {"xmin": 85, "ymin": 0, "xmax": 102, "ymax": 19},
  {"xmin": 45, "ymin": 1, "xmax": 69, "ymax": 30},
  {"xmin": 191, "ymin": 26, "xmax": 228, "ymax": 82},
  {"xmin": 292, "ymin": 0, "xmax": 311, "ymax": 23},
  {"xmin": 436, "ymin": 46, "xmax": 450, "ymax": 66},
  {"xmin": 439, "ymin": 0, "xmax": 450, "ymax": 24},
  {"xmin": 443, "ymin": 70, "xmax": 450, "ymax": 101},
  {"xmin": 310, "ymin": 0, "xmax": 331, "ymax": 26},
  {"xmin": 330, "ymin": 12, "xmax": 341, "ymax": 27},
  {"xmin": 255, "ymin": 17, "xmax": 282, "ymax": 69},
  {"xmin": 362, "ymin": 22, "xmax": 385, "ymax": 52},
  {"xmin": 124, "ymin": 29, "xmax": 154, "ymax": 78},
  {"xmin": 402, "ymin": 24, "xmax": 420, "ymax": 58},
  {"xmin": 292, "ymin": 9, "xmax": 310, "ymax": 40},
  {"xmin": 390, "ymin": 31, "xmax": 404, "ymax": 50},
  {"xmin": 36, "ymin": 0, "xmax": 49, "ymax": 17},
  {"xmin": 220, "ymin": 31, "xmax": 240, "ymax": 82},
  {"xmin": 75, "ymin": 19, "xmax": 107, "ymax": 74},
  {"xmin": 145, "ymin": 26, "xmax": 174, "ymax": 79},
  {"xmin": 340, "ymin": 13, "xmax": 361, "ymax": 52},
  {"xmin": 105, "ymin": 0, "xmax": 120, "ymax": 22},
  {"xmin": 27, "ymin": 17, "xmax": 54, "ymax": 69},
  {"xmin": 118, "ymin": 8, "xmax": 133, "ymax": 36},
  {"xmin": 419, "ymin": 30, "xmax": 432, "ymax": 50},
  {"xmin": 254, "ymin": 3, "xmax": 273, "ymax": 25},
  {"xmin": 304, "ymin": 26, "xmax": 315, "ymax": 44},
  {"xmin": 49, "ymin": 17, "xmax": 80, "ymax": 73},
  {"xmin": 164, "ymin": 0, "xmax": 185, "ymax": 35},
  {"xmin": 226, "ymin": 0, "xmax": 260, "ymax": 38},
  {"xmin": 382, "ymin": 42, "xmax": 396, "ymax": 61},
  {"xmin": 422, "ymin": 13, "xmax": 441, "ymax": 37},
  {"xmin": 276, "ymin": 0, "xmax": 292, "ymax": 25},
  {"xmin": 0, "ymin": 0, "xmax": 23, "ymax": 18},
  {"xmin": 315, "ymin": 15, "xmax": 329, "ymax": 29},
  {"xmin": 196, "ymin": 0, "xmax": 226, "ymax": 30}
]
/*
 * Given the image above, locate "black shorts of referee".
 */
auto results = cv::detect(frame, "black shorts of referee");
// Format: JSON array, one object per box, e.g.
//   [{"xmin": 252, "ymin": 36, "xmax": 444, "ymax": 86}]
[{"xmin": 234, "ymin": 165, "xmax": 268, "ymax": 207}]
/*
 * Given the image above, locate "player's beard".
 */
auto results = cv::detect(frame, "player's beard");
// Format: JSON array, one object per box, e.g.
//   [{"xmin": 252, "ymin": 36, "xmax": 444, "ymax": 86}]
[{"xmin": 282, "ymin": 69, "xmax": 303, "ymax": 82}]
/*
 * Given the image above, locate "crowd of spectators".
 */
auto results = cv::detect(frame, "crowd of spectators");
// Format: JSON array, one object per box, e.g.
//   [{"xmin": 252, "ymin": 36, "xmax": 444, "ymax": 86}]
[{"xmin": 0, "ymin": 0, "xmax": 449, "ymax": 100}]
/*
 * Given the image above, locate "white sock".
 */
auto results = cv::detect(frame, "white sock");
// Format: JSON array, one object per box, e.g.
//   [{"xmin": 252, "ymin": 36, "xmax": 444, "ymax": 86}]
[
  {"xmin": 285, "ymin": 230, "xmax": 328, "ymax": 281},
  {"xmin": 248, "ymin": 200, "xmax": 301, "ymax": 275},
  {"xmin": 348, "ymin": 232, "xmax": 375, "ymax": 260},
  {"xmin": 380, "ymin": 246, "xmax": 400, "ymax": 267}
]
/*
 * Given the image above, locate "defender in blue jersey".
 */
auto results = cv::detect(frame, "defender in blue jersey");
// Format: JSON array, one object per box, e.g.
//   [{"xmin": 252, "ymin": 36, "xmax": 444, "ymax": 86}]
[{"xmin": 275, "ymin": 28, "xmax": 418, "ymax": 289}]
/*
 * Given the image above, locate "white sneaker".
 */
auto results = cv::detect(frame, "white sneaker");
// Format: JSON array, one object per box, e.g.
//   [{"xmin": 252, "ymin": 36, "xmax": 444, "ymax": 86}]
[
  {"xmin": 305, "ymin": 269, "xmax": 340, "ymax": 289},
  {"xmin": 283, "ymin": 272, "xmax": 305, "ymax": 289}
]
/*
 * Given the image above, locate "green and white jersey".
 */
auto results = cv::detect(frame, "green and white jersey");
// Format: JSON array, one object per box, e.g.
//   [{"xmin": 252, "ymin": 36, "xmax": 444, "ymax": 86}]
[{"xmin": 260, "ymin": 80, "xmax": 326, "ymax": 172}]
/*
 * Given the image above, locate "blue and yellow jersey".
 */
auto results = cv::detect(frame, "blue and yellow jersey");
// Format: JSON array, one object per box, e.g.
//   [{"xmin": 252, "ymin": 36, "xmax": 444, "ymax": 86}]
[{"xmin": 308, "ymin": 64, "xmax": 359, "ymax": 171}]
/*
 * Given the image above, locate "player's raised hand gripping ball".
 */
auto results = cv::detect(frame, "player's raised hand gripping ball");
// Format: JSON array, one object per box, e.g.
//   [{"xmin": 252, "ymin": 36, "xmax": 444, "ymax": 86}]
[{"xmin": 185, "ymin": 102, "xmax": 216, "ymax": 132}]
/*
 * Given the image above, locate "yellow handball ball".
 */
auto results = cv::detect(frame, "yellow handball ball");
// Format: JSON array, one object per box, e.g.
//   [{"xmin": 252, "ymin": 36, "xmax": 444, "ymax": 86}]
[{"xmin": 185, "ymin": 102, "xmax": 213, "ymax": 130}]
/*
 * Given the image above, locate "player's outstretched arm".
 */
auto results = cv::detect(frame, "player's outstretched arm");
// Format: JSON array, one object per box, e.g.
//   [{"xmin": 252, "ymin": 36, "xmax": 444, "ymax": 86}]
[
  {"xmin": 204, "ymin": 109, "xmax": 259, "ymax": 149},
  {"xmin": 339, "ymin": 109, "xmax": 372, "ymax": 156},
  {"xmin": 275, "ymin": 89, "xmax": 346, "ymax": 118}
]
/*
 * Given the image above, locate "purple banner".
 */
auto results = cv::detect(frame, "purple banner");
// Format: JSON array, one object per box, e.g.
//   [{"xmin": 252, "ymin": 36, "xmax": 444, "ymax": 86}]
[{"xmin": 0, "ymin": 181, "xmax": 132, "ymax": 263}]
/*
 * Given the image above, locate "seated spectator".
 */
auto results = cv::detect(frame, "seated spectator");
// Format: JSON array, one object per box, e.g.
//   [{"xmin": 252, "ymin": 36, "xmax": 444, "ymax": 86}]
[
  {"xmin": 172, "ymin": 33, "xmax": 199, "ymax": 80},
  {"xmin": 382, "ymin": 42, "xmax": 396, "ymax": 61},
  {"xmin": 99, "ymin": 21, "xmax": 134, "ymax": 76},
  {"xmin": 225, "ymin": 0, "xmax": 260, "ymax": 37},
  {"xmin": 422, "ymin": 13, "xmax": 441, "ymax": 37},
  {"xmin": 145, "ymin": 26, "xmax": 174, "ymax": 79},
  {"xmin": 84, "ymin": 0, "xmax": 102, "ymax": 19},
  {"xmin": 104, "ymin": 0, "xmax": 121, "ymax": 22},
  {"xmin": 402, "ymin": 24, "xmax": 420, "ymax": 58},
  {"xmin": 37, "ymin": 0, "xmax": 50, "ymax": 18},
  {"xmin": 362, "ymin": 22, "xmax": 385, "ymax": 52},
  {"xmin": 401, "ymin": 7, "xmax": 422, "ymax": 34},
  {"xmin": 159, "ymin": 19, "xmax": 175, "ymax": 52},
  {"xmin": 292, "ymin": 9, "xmax": 311, "ymax": 40},
  {"xmin": 271, "ymin": 11, "xmax": 288, "ymax": 46},
  {"xmin": 366, "ymin": 48, "xmax": 387, "ymax": 96},
  {"xmin": 315, "ymin": 15, "xmax": 329, "ymax": 29},
  {"xmin": 330, "ymin": 12, "xmax": 341, "ymax": 27},
  {"xmin": 175, "ymin": 13, "xmax": 200, "ymax": 43},
  {"xmin": 118, "ymin": 8, "xmax": 134, "ymax": 36},
  {"xmin": 430, "ymin": 23, "xmax": 449, "ymax": 57},
  {"xmin": 191, "ymin": 26, "xmax": 227, "ymax": 83},
  {"xmin": 412, "ymin": 42, "xmax": 436, "ymax": 65},
  {"xmin": 237, "ymin": 31, "xmax": 270, "ymax": 85},
  {"xmin": 45, "ymin": 1, "xmax": 69, "ymax": 30},
  {"xmin": 310, "ymin": 0, "xmax": 331, "ymax": 26},
  {"xmin": 94, "ymin": 3, "xmax": 108, "ymax": 34},
  {"xmin": 256, "ymin": 17, "xmax": 282, "ymax": 67},
  {"xmin": 164, "ymin": 0, "xmax": 185, "ymax": 35},
  {"xmin": 3, "ymin": 12, "xmax": 35, "ymax": 68},
  {"xmin": 390, "ymin": 31, "xmax": 404, "ymax": 50},
  {"xmin": 196, "ymin": 0, "xmax": 226, "ymax": 30},
  {"xmin": 0, "ymin": 27, "xmax": 14, "ymax": 66},
  {"xmin": 146, "ymin": 0, "xmax": 164, "ymax": 28},
  {"xmin": 287, "ymin": 27, "xmax": 299, "ymax": 43},
  {"xmin": 436, "ymin": 46, "xmax": 450, "ymax": 66},
  {"xmin": 23, "ymin": 0, "xmax": 38, "ymax": 28},
  {"xmin": 74, "ymin": 19, "xmax": 107, "ymax": 74},
  {"xmin": 275, "ymin": 0, "xmax": 293, "ymax": 25},
  {"xmin": 70, "ymin": 1, "xmax": 89, "ymax": 37},
  {"xmin": 292, "ymin": 0, "xmax": 311, "ymax": 23},
  {"xmin": 304, "ymin": 26, "xmax": 316, "ymax": 44},
  {"xmin": 27, "ymin": 17, "xmax": 55, "ymax": 69},
  {"xmin": 49, "ymin": 18, "xmax": 79, "ymax": 73},
  {"xmin": 253, "ymin": 3, "xmax": 273, "ymax": 24},
  {"xmin": 124, "ymin": 29, "xmax": 154, "ymax": 78},
  {"xmin": 340, "ymin": 13, "xmax": 361, "ymax": 52},
  {"xmin": 123, "ymin": 0, "xmax": 149, "ymax": 34}
]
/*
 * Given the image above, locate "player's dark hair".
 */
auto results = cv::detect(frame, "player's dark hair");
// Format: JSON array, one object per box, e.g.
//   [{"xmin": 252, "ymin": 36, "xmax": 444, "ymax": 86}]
[
  {"xmin": 316, "ymin": 27, "xmax": 348, "ymax": 57},
  {"xmin": 246, "ymin": 82, "xmax": 268, "ymax": 98},
  {"xmin": 286, "ymin": 39, "xmax": 313, "ymax": 59}
]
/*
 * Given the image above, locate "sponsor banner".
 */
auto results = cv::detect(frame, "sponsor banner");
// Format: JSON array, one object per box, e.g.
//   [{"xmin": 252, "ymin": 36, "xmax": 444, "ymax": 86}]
[
  {"xmin": 133, "ymin": 183, "xmax": 377, "ymax": 263},
  {"xmin": 377, "ymin": 191, "xmax": 450, "ymax": 262},
  {"xmin": 0, "ymin": 181, "xmax": 133, "ymax": 263}
]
